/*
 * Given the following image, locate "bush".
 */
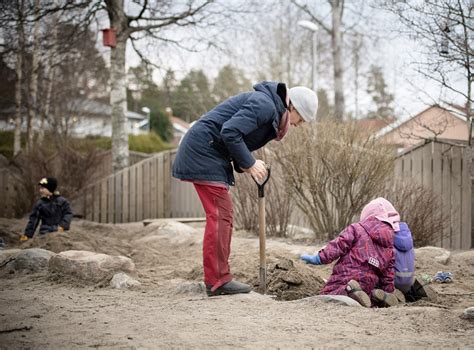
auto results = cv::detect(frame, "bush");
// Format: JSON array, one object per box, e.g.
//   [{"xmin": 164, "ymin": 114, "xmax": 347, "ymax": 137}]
[
  {"xmin": 384, "ymin": 180, "xmax": 447, "ymax": 247},
  {"xmin": 274, "ymin": 121, "xmax": 396, "ymax": 240},
  {"xmin": 8, "ymin": 142, "xmax": 105, "ymax": 217},
  {"xmin": 232, "ymin": 148, "xmax": 294, "ymax": 237},
  {"xmin": 128, "ymin": 133, "xmax": 172, "ymax": 153}
]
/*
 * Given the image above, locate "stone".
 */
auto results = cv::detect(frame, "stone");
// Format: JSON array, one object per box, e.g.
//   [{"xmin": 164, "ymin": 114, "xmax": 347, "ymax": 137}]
[
  {"xmin": 461, "ymin": 307, "xmax": 474, "ymax": 320},
  {"xmin": 1, "ymin": 248, "xmax": 55, "ymax": 273},
  {"xmin": 416, "ymin": 246, "xmax": 451, "ymax": 265},
  {"xmin": 175, "ymin": 282, "xmax": 206, "ymax": 294},
  {"xmin": 48, "ymin": 250, "xmax": 135, "ymax": 283},
  {"xmin": 109, "ymin": 273, "xmax": 141, "ymax": 289},
  {"xmin": 314, "ymin": 294, "xmax": 362, "ymax": 307}
]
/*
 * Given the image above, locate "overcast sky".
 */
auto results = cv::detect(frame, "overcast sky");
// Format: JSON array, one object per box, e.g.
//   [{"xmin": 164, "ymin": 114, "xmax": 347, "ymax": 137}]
[{"xmin": 99, "ymin": 0, "xmax": 469, "ymax": 120}]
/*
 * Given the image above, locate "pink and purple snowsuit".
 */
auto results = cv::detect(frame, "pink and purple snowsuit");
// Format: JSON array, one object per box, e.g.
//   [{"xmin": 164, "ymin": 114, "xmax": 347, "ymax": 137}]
[{"xmin": 319, "ymin": 216, "xmax": 395, "ymax": 297}]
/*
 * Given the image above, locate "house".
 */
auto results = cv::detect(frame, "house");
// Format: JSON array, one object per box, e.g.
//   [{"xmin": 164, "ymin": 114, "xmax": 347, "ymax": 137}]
[
  {"xmin": 164, "ymin": 107, "xmax": 191, "ymax": 146},
  {"xmin": 0, "ymin": 99, "xmax": 149, "ymax": 137},
  {"xmin": 375, "ymin": 103, "xmax": 473, "ymax": 151}
]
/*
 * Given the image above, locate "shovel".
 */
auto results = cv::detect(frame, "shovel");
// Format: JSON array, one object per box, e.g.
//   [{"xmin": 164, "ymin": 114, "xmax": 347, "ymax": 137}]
[{"xmin": 252, "ymin": 166, "xmax": 271, "ymax": 293}]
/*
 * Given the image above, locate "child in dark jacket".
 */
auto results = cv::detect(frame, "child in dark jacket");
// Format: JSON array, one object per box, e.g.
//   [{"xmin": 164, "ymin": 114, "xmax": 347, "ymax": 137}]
[
  {"xmin": 20, "ymin": 177, "xmax": 73, "ymax": 241},
  {"xmin": 300, "ymin": 197, "xmax": 400, "ymax": 308}
]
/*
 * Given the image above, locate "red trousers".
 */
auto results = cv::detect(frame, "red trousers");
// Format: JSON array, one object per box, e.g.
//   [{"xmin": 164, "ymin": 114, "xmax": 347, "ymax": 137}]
[{"xmin": 194, "ymin": 183, "xmax": 233, "ymax": 291}]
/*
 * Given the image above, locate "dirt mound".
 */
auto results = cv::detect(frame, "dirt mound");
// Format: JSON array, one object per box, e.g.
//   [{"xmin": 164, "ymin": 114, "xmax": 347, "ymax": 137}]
[
  {"xmin": 0, "ymin": 218, "xmax": 136, "ymax": 257},
  {"xmin": 253, "ymin": 258, "xmax": 325, "ymax": 300}
]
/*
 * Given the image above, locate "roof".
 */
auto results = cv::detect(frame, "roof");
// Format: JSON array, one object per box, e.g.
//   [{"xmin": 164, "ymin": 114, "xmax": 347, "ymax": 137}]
[
  {"xmin": 353, "ymin": 116, "xmax": 396, "ymax": 134},
  {"xmin": 170, "ymin": 116, "xmax": 190, "ymax": 133},
  {"xmin": 375, "ymin": 103, "xmax": 470, "ymax": 139}
]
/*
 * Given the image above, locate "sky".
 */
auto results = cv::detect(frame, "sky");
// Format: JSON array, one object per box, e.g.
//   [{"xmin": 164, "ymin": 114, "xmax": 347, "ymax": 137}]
[{"xmin": 97, "ymin": 0, "xmax": 469, "ymax": 121}]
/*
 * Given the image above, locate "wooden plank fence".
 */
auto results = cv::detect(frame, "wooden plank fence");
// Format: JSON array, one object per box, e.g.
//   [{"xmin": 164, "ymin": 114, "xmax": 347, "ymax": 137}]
[
  {"xmin": 74, "ymin": 150, "xmax": 204, "ymax": 223},
  {"xmin": 394, "ymin": 140, "xmax": 472, "ymax": 250}
]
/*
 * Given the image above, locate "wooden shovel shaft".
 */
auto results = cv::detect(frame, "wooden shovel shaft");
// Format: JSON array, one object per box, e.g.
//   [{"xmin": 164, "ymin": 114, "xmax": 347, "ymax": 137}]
[{"xmin": 258, "ymin": 196, "xmax": 266, "ymax": 290}]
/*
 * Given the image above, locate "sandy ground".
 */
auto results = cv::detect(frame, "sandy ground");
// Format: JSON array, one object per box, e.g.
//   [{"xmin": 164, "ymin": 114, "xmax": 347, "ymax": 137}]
[{"xmin": 0, "ymin": 218, "xmax": 473, "ymax": 349}]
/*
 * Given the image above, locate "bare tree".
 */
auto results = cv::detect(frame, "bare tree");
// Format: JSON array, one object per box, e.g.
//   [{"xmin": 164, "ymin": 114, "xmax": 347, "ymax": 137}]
[
  {"xmin": 13, "ymin": 0, "xmax": 25, "ymax": 156},
  {"xmin": 99, "ymin": 0, "xmax": 216, "ymax": 171},
  {"xmin": 292, "ymin": 0, "xmax": 346, "ymax": 121},
  {"xmin": 26, "ymin": 0, "xmax": 40, "ymax": 150},
  {"xmin": 384, "ymin": 0, "xmax": 473, "ymax": 144}
]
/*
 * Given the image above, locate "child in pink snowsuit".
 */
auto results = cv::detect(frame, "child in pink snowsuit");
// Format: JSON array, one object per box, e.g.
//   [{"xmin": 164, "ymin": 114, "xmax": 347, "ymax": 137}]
[{"xmin": 300, "ymin": 197, "xmax": 400, "ymax": 307}]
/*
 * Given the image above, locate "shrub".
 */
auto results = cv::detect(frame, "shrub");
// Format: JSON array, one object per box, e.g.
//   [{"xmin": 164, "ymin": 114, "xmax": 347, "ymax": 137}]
[
  {"xmin": 274, "ymin": 121, "xmax": 396, "ymax": 240},
  {"xmin": 232, "ymin": 148, "xmax": 294, "ymax": 237},
  {"xmin": 128, "ymin": 132, "xmax": 172, "ymax": 153},
  {"xmin": 8, "ymin": 142, "xmax": 104, "ymax": 217},
  {"xmin": 384, "ymin": 180, "xmax": 448, "ymax": 247}
]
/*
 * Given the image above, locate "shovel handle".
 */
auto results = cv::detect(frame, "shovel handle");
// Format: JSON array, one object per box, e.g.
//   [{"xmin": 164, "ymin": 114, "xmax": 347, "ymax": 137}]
[{"xmin": 252, "ymin": 166, "xmax": 271, "ymax": 198}]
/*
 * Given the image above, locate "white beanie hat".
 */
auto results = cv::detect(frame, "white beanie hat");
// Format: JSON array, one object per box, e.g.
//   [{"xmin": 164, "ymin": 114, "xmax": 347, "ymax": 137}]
[{"xmin": 288, "ymin": 86, "xmax": 318, "ymax": 122}]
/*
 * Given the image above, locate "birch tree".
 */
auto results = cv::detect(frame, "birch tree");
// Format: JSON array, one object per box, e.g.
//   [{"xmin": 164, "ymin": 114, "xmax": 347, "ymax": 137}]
[
  {"xmin": 26, "ymin": 0, "xmax": 40, "ymax": 150},
  {"xmin": 14, "ymin": 0, "xmax": 25, "ymax": 156},
  {"xmin": 104, "ymin": 0, "xmax": 215, "ymax": 172},
  {"xmin": 292, "ymin": 0, "xmax": 346, "ymax": 122}
]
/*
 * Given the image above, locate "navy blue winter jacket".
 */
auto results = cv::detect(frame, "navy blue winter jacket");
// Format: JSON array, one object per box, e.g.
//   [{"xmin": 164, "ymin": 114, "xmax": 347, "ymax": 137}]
[
  {"xmin": 24, "ymin": 195, "xmax": 73, "ymax": 238},
  {"xmin": 172, "ymin": 81, "xmax": 287, "ymax": 186}
]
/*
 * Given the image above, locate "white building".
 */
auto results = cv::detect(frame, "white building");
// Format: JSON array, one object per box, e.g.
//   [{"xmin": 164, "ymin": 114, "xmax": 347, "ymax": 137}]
[{"xmin": 0, "ymin": 99, "xmax": 149, "ymax": 137}]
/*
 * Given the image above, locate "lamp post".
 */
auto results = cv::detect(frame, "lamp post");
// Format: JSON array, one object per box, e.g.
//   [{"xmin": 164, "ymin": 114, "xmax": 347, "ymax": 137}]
[
  {"xmin": 298, "ymin": 20, "xmax": 319, "ymax": 91},
  {"xmin": 141, "ymin": 106, "xmax": 151, "ymax": 132}
]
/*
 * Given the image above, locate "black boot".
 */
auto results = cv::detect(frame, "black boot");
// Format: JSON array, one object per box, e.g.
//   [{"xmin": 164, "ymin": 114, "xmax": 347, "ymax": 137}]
[{"xmin": 206, "ymin": 280, "xmax": 252, "ymax": 297}]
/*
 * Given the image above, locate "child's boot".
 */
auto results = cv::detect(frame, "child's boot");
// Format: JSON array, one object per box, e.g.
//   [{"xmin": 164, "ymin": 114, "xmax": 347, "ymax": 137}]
[
  {"xmin": 346, "ymin": 280, "xmax": 371, "ymax": 308},
  {"xmin": 372, "ymin": 289, "xmax": 399, "ymax": 307},
  {"xmin": 393, "ymin": 289, "xmax": 406, "ymax": 303}
]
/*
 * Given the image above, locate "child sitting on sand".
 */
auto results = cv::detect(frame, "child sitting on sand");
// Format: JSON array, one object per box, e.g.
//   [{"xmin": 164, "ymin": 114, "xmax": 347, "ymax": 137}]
[
  {"xmin": 20, "ymin": 177, "xmax": 73, "ymax": 242},
  {"xmin": 300, "ymin": 197, "xmax": 400, "ymax": 308}
]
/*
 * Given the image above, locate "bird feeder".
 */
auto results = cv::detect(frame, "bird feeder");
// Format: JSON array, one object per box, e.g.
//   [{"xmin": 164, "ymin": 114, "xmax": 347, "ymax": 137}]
[{"xmin": 102, "ymin": 28, "xmax": 117, "ymax": 48}]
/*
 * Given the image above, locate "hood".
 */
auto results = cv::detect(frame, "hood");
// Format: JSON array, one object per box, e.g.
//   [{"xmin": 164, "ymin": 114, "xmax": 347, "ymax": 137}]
[
  {"xmin": 253, "ymin": 81, "xmax": 287, "ymax": 128},
  {"xmin": 360, "ymin": 216, "xmax": 394, "ymax": 248},
  {"xmin": 394, "ymin": 222, "xmax": 414, "ymax": 252}
]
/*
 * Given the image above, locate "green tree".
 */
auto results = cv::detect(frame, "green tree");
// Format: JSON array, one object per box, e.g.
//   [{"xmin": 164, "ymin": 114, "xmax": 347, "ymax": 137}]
[
  {"xmin": 213, "ymin": 64, "xmax": 251, "ymax": 104},
  {"xmin": 171, "ymin": 69, "xmax": 215, "ymax": 122},
  {"xmin": 366, "ymin": 65, "xmax": 394, "ymax": 119}
]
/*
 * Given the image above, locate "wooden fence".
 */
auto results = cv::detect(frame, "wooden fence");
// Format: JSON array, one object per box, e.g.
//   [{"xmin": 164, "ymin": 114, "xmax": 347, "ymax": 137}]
[
  {"xmin": 93, "ymin": 150, "xmax": 152, "ymax": 180},
  {"xmin": 394, "ymin": 140, "xmax": 472, "ymax": 250},
  {"xmin": 6, "ymin": 139, "xmax": 472, "ymax": 249},
  {"xmin": 73, "ymin": 150, "xmax": 204, "ymax": 222}
]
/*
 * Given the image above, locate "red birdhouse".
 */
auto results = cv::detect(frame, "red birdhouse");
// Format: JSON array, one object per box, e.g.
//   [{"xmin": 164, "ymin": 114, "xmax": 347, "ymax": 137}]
[{"xmin": 102, "ymin": 28, "xmax": 116, "ymax": 48}]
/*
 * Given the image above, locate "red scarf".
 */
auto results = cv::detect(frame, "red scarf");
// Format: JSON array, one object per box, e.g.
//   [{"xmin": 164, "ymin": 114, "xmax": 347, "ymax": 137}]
[{"xmin": 276, "ymin": 110, "xmax": 290, "ymax": 141}]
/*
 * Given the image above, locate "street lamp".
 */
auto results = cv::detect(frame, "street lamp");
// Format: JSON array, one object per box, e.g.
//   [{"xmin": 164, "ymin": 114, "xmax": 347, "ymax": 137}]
[
  {"xmin": 298, "ymin": 20, "xmax": 319, "ymax": 91},
  {"xmin": 141, "ymin": 106, "xmax": 151, "ymax": 132}
]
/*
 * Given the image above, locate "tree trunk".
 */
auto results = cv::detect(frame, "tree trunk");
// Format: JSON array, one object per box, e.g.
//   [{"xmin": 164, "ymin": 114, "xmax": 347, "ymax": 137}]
[
  {"xmin": 26, "ymin": 0, "xmax": 41, "ymax": 149},
  {"xmin": 14, "ymin": 0, "xmax": 24, "ymax": 156},
  {"xmin": 39, "ymin": 0, "xmax": 59, "ymax": 144},
  {"xmin": 108, "ymin": 0, "xmax": 129, "ymax": 172},
  {"xmin": 331, "ymin": 0, "xmax": 345, "ymax": 122}
]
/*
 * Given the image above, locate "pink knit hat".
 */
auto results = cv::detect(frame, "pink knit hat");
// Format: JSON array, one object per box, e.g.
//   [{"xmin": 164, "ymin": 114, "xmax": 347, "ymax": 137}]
[{"xmin": 360, "ymin": 197, "xmax": 400, "ymax": 231}]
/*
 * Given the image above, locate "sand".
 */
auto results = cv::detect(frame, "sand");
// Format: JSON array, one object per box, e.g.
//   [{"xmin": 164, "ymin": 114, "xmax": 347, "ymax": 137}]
[{"xmin": 0, "ymin": 218, "xmax": 473, "ymax": 349}]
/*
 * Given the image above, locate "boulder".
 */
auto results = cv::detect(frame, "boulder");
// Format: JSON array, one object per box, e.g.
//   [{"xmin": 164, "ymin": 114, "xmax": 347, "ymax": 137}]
[
  {"xmin": 48, "ymin": 250, "xmax": 135, "ymax": 283},
  {"xmin": 175, "ymin": 281, "xmax": 206, "ymax": 295},
  {"xmin": 314, "ymin": 295, "xmax": 362, "ymax": 307},
  {"xmin": 416, "ymin": 246, "xmax": 451, "ymax": 265},
  {"xmin": 109, "ymin": 272, "xmax": 141, "ymax": 289},
  {"xmin": 1, "ymin": 248, "xmax": 55, "ymax": 273},
  {"xmin": 461, "ymin": 307, "xmax": 474, "ymax": 320}
]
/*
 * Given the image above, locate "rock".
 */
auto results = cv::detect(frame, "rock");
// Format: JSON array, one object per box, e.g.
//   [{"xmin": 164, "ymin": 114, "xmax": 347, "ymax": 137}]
[
  {"xmin": 48, "ymin": 250, "xmax": 135, "ymax": 283},
  {"xmin": 416, "ymin": 246, "xmax": 451, "ymax": 265},
  {"xmin": 461, "ymin": 307, "xmax": 474, "ymax": 320},
  {"xmin": 109, "ymin": 273, "xmax": 141, "ymax": 289},
  {"xmin": 175, "ymin": 282, "xmax": 206, "ymax": 295},
  {"xmin": 314, "ymin": 295, "xmax": 362, "ymax": 307},
  {"xmin": 137, "ymin": 221, "xmax": 199, "ymax": 246},
  {"xmin": 1, "ymin": 248, "xmax": 55, "ymax": 273}
]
